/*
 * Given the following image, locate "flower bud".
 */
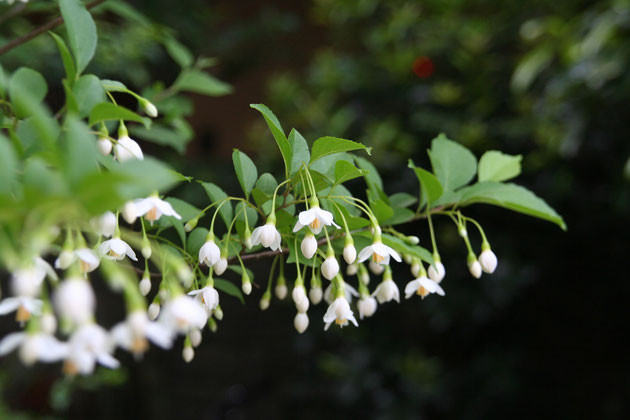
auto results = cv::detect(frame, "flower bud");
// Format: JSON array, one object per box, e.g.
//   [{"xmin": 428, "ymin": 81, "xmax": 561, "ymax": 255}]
[
  {"xmin": 141, "ymin": 240, "xmax": 152, "ymax": 259},
  {"xmin": 241, "ymin": 273, "xmax": 252, "ymax": 295},
  {"xmin": 301, "ymin": 234, "xmax": 317, "ymax": 259},
  {"xmin": 411, "ymin": 260, "xmax": 421, "ymax": 278},
  {"xmin": 343, "ymin": 244, "xmax": 357, "ymax": 264},
  {"xmin": 309, "ymin": 286, "xmax": 323, "ymax": 304},
  {"xmin": 321, "ymin": 256, "xmax": 339, "ymax": 280},
  {"xmin": 296, "ymin": 296, "xmax": 310, "ymax": 313},
  {"xmin": 468, "ymin": 260, "xmax": 482, "ymax": 278},
  {"xmin": 139, "ymin": 98, "xmax": 158, "ymax": 118},
  {"xmin": 294, "ymin": 313, "xmax": 309, "ymax": 333},
  {"xmin": 406, "ymin": 235, "xmax": 420, "ymax": 245},
  {"xmin": 359, "ymin": 270, "xmax": 370, "ymax": 286},
  {"xmin": 139, "ymin": 276, "xmax": 151, "ymax": 296},
  {"xmin": 214, "ymin": 257, "xmax": 228, "ymax": 276},
  {"xmin": 346, "ymin": 263, "xmax": 358, "ymax": 276},
  {"xmin": 479, "ymin": 249, "xmax": 498, "ymax": 274},
  {"xmin": 214, "ymin": 305, "xmax": 223, "ymax": 320},
  {"xmin": 41, "ymin": 313, "xmax": 57, "ymax": 335},
  {"xmin": 403, "ymin": 253, "xmax": 413, "ymax": 264},
  {"xmin": 428, "ymin": 261, "xmax": 446, "ymax": 283},
  {"xmin": 55, "ymin": 250, "xmax": 75, "ymax": 270},
  {"xmin": 182, "ymin": 345, "xmax": 194, "ymax": 363},
  {"xmin": 259, "ymin": 291, "xmax": 271, "ymax": 310},
  {"xmin": 189, "ymin": 329, "xmax": 202, "ymax": 347},
  {"xmin": 244, "ymin": 228, "xmax": 253, "ymax": 249},
  {"xmin": 208, "ymin": 317, "xmax": 218, "ymax": 332},
  {"xmin": 54, "ymin": 278, "xmax": 95, "ymax": 325},
  {"xmin": 275, "ymin": 283, "xmax": 288, "ymax": 300},
  {"xmin": 97, "ymin": 137, "xmax": 113, "ymax": 156},
  {"xmin": 292, "ymin": 284, "xmax": 306, "ymax": 305},
  {"xmin": 122, "ymin": 201, "xmax": 137, "ymax": 224},
  {"xmin": 148, "ymin": 302, "xmax": 160, "ymax": 320},
  {"xmin": 369, "ymin": 260, "xmax": 384, "ymax": 275},
  {"xmin": 184, "ymin": 218, "xmax": 198, "ymax": 232},
  {"xmin": 458, "ymin": 227, "xmax": 468, "ymax": 238},
  {"xmin": 357, "ymin": 296, "xmax": 377, "ymax": 319},
  {"xmin": 115, "ymin": 135, "xmax": 144, "ymax": 162}
]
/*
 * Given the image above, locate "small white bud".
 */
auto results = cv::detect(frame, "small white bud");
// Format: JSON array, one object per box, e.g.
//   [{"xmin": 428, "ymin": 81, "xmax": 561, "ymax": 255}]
[
  {"xmin": 142, "ymin": 245, "xmax": 152, "ymax": 259},
  {"xmin": 369, "ymin": 260, "xmax": 384, "ymax": 275},
  {"xmin": 259, "ymin": 295, "xmax": 270, "ymax": 310},
  {"xmin": 182, "ymin": 346, "xmax": 194, "ymax": 363},
  {"xmin": 139, "ymin": 277, "xmax": 151, "ymax": 296},
  {"xmin": 294, "ymin": 313, "xmax": 309, "ymax": 333},
  {"xmin": 122, "ymin": 201, "xmax": 137, "ymax": 224},
  {"xmin": 296, "ymin": 296, "xmax": 310, "ymax": 313},
  {"xmin": 309, "ymin": 286, "xmax": 323, "ymax": 304},
  {"xmin": 359, "ymin": 271, "xmax": 370, "ymax": 285},
  {"xmin": 292, "ymin": 285, "xmax": 306, "ymax": 304},
  {"xmin": 143, "ymin": 101, "xmax": 158, "ymax": 118},
  {"xmin": 242, "ymin": 279, "xmax": 252, "ymax": 295},
  {"xmin": 346, "ymin": 263, "xmax": 358, "ymax": 276},
  {"xmin": 275, "ymin": 283, "xmax": 288, "ymax": 300},
  {"xmin": 411, "ymin": 261, "xmax": 420, "ymax": 278},
  {"xmin": 158, "ymin": 289, "xmax": 169, "ymax": 301},
  {"xmin": 428, "ymin": 262, "xmax": 446, "ymax": 283},
  {"xmin": 55, "ymin": 250, "xmax": 75, "ymax": 270},
  {"xmin": 343, "ymin": 244, "xmax": 357, "ymax": 264},
  {"xmin": 214, "ymin": 306, "xmax": 223, "ymax": 320},
  {"xmin": 479, "ymin": 249, "xmax": 498, "ymax": 273},
  {"xmin": 357, "ymin": 296, "xmax": 377, "ymax": 319},
  {"xmin": 321, "ymin": 256, "xmax": 340, "ymax": 280},
  {"xmin": 469, "ymin": 260, "xmax": 482, "ymax": 279},
  {"xmin": 458, "ymin": 227, "xmax": 468, "ymax": 238},
  {"xmin": 148, "ymin": 302, "xmax": 160, "ymax": 320},
  {"xmin": 97, "ymin": 137, "xmax": 112, "ymax": 156},
  {"xmin": 407, "ymin": 236, "xmax": 420, "ymax": 245},
  {"xmin": 301, "ymin": 233, "xmax": 317, "ymax": 259},
  {"xmin": 214, "ymin": 257, "xmax": 228, "ymax": 276},
  {"xmin": 403, "ymin": 254, "xmax": 414, "ymax": 264},
  {"xmin": 189, "ymin": 329, "xmax": 202, "ymax": 347},
  {"xmin": 40, "ymin": 313, "xmax": 57, "ymax": 335}
]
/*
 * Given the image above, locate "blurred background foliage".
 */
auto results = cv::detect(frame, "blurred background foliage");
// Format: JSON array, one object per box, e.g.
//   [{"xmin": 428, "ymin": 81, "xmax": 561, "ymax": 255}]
[{"xmin": 1, "ymin": 0, "xmax": 628, "ymax": 418}]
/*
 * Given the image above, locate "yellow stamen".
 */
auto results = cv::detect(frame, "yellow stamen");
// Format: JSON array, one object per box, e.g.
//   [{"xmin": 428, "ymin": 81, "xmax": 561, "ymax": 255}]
[
  {"xmin": 335, "ymin": 318, "xmax": 346, "ymax": 325},
  {"xmin": 80, "ymin": 259, "xmax": 90, "ymax": 272},
  {"xmin": 109, "ymin": 249, "xmax": 120, "ymax": 258},
  {"xmin": 63, "ymin": 360, "xmax": 79, "ymax": 376},
  {"xmin": 372, "ymin": 253, "xmax": 385, "ymax": 263},
  {"xmin": 417, "ymin": 287, "xmax": 428, "ymax": 299},
  {"xmin": 309, "ymin": 218, "xmax": 321, "ymax": 230},
  {"xmin": 15, "ymin": 305, "xmax": 30, "ymax": 323},
  {"xmin": 131, "ymin": 336, "xmax": 149, "ymax": 354},
  {"xmin": 146, "ymin": 206, "xmax": 158, "ymax": 222}
]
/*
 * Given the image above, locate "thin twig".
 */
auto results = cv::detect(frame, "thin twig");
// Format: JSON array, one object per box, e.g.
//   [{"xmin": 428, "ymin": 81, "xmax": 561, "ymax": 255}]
[{"xmin": 0, "ymin": 0, "xmax": 107, "ymax": 57}]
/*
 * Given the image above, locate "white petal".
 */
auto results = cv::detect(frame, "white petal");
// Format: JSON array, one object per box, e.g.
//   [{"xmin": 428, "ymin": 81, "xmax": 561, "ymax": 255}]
[
  {"xmin": 298, "ymin": 209, "xmax": 316, "ymax": 227},
  {"xmin": 0, "ymin": 332, "xmax": 25, "ymax": 355},
  {"xmin": 357, "ymin": 246, "xmax": 373, "ymax": 263},
  {"xmin": 145, "ymin": 322, "xmax": 174, "ymax": 349},
  {"xmin": 292, "ymin": 221, "xmax": 305, "ymax": 233},
  {"xmin": 124, "ymin": 243, "xmax": 138, "ymax": 261},
  {"xmin": 110, "ymin": 239, "xmax": 127, "ymax": 256},
  {"xmin": 250, "ymin": 226, "xmax": 263, "ymax": 245},
  {"xmin": 97, "ymin": 353, "xmax": 120, "ymax": 369},
  {"xmin": 0, "ymin": 298, "xmax": 20, "ymax": 315}
]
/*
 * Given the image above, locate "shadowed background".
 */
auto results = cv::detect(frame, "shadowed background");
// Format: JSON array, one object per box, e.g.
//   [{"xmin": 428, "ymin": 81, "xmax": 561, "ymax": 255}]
[{"xmin": 1, "ymin": 0, "xmax": 628, "ymax": 418}]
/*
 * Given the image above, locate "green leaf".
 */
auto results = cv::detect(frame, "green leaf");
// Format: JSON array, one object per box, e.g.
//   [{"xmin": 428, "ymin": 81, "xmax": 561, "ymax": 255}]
[
  {"xmin": 62, "ymin": 116, "xmax": 99, "ymax": 184},
  {"xmin": 354, "ymin": 155, "xmax": 385, "ymax": 198},
  {"xmin": 250, "ymin": 104, "xmax": 292, "ymax": 178},
  {"xmin": 381, "ymin": 234, "xmax": 433, "ymax": 264},
  {"xmin": 62, "ymin": 79, "xmax": 79, "ymax": 114},
  {"xmin": 408, "ymin": 159, "xmax": 443, "ymax": 206},
  {"xmin": 165, "ymin": 197, "xmax": 201, "ymax": 223},
  {"xmin": 187, "ymin": 227, "xmax": 209, "ymax": 257},
  {"xmin": 457, "ymin": 182, "xmax": 566, "ymax": 230},
  {"xmin": 334, "ymin": 160, "xmax": 365, "ymax": 185},
  {"xmin": 478, "ymin": 150, "xmax": 522, "ymax": 182},
  {"xmin": 232, "ymin": 149, "xmax": 257, "ymax": 199},
  {"xmin": 130, "ymin": 122, "xmax": 192, "ymax": 154},
  {"xmin": 164, "ymin": 37, "xmax": 194, "ymax": 68},
  {"xmin": 389, "ymin": 192, "xmax": 417, "ymax": 208},
  {"xmin": 0, "ymin": 134, "xmax": 17, "ymax": 194},
  {"xmin": 88, "ymin": 103, "xmax": 149, "ymax": 127},
  {"xmin": 73, "ymin": 75, "xmax": 105, "ymax": 118},
  {"xmin": 428, "ymin": 133, "xmax": 477, "ymax": 191},
  {"xmin": 59, "ymin": 0, "xmax": 98, "ymax": 74},
  {"xmin": 214, "ymin": 278, "xmax": 244, "ymax": 304},
  {"xmin": 310, "ymin": 136, "xmax": 371, "ymax": 163},
  {"xmin": 0, "ymin": 64, "xmax": 7, "ymax": 99},
  {"xmin": 200, "ymin": 182, "xmax": 233, "ymax": 228},
  {"xmin": 9, "ymin": 68, "xmax": 48, "ymax": 118},
  {"xmin": 234, "ymin": 201, "xmax": 258, "ymax": 239},
  {"xmin": 101, "ymin": 79, "xmax": 129, "ymax": 93},
  {"xmin": 111, "ymin": 157, "xmax": 180, "ymax": 199},
  {"xmin": 288, "ymin": 128, "xmax": 310, "ymax": 176},
  {"xmin": 370, "ymin": 199, "xmax": 394, "ymax": 224},
  {"xmin": 49, "ymin": 32, "xmax": 77, "ymax": 83},
  {"xmin": 172, "ymin": 69, "xmax": 232, "ymax": 96}
]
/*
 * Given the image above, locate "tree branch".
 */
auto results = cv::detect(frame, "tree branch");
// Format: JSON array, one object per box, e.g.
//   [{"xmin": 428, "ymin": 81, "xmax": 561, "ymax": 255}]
[{"xmin": 0, "ymin": 0, "xmax": 107, "ymax": 57}]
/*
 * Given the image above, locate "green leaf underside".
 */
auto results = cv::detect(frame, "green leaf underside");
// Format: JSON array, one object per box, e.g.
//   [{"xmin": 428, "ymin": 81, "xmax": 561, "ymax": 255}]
[
  {"xmin": 50, "ymin": 32, "xmax": 77, "ymax": 83},
  {"xmin": 288, "ymin": 129, "xmax": 310, "ymax": 176},
  {"xmin": 173, "ymin": 69, "xmax": 232, "ymax": 96},
  {"xmin": 59, "ymin": 0, "xmax": 98, "ymax": 74},
  {"xmin": 478, "ymin": 150, "xmax": 523, "ymax": 182},
  {"xmin": 9, "ymin": 68, "xmax": 48, "ymax": 118},
  {"xmin": 428, "ymin": 133, "xmax": 477, "ymax": 192},
  {"xmin": 88, "ymin": 103, "xmax": 148, "ymax": 127},
  {"xmin": 408, "ymin": 160, "xmax": 443, "ymax": 206},
  {"xmin": 310, "ymin": 136, "xmax": 371, "ymax": 163},
  {"xmin": 381, "ymin": 234, "xmax": 433, "ymax": 264},
  {"xmin": 214, "ymin": 278, "xmax": 244, "ymax": 304},
  {"xmin": 200, "ymin": 182, "xmax": 233, "ymax": 228},
  {"xmin": 250, "ymin": 104, "xmax": 292, "ymax": 178},
  {"xmin": 232, "ymin": 150, "xmax": 258, "ymax": 199}
]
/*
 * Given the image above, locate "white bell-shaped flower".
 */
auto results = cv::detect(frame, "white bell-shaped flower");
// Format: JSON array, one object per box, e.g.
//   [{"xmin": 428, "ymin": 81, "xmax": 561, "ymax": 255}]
[
  {"xmin": 114, "ymin": 135, "xmax": 143, "ymax": 162},
  {"xmin": 159, "ymin": 295, "xmax": 208, "ymax": 333},
  {"xmin": 54, "ymin": 277, "xmax": 96, "ymax": 325},
  {"xmin": 323, "ymin": 282, "xmax": 359, "ymax": 304},
  {"xmin": 98, "ymin": 238, "xmax": 137, "ymax": 261},
  {"xmin": 0, "ymin": 332, "xmax": 67, "ymax": 366},
  {"xmin": 214, "ymin": 257, "xmax": 228, "ymax": 275},
  {"xmin": 321, "ymin": 256, "xmax": 339, "ymax": 280},
  {"xmin": 292, "ymin": 205, "xmax": 339, "ymax": 235},
  {"xmin": 357, "ymin": 296, "xmax": 378, "ymax": 319},
  {"xmin": 199, "ymin": 239, "xmax": 220, "ymax": 266},
  {"xmin": 404, "ymin": 276, "xmax": 445, "ymax": 299},
  {"xmin": 323, "ymin": 297, "xmax": 358, "ymax": 330},
  {"xmin": 301, "ymin": 233, "xmax": 318, "ymax": 259},
  {"xmin": 63, "ymin": 323, "xmax": 119, "ymax": 375},
  {"xmin": 251, "ymin": 222, "xmax": 282, "ymax": 251},
  {"xmin": 357, "ymin": 241, "xmax": 401, "ymax": 265},
  {"xmin": 479, "ymin": 249, "xmax": 498, "ymax": 273},
  {"xmin": 133, "ymin": 196, "xmax": 181, "ymax": 224},
  {"xmin": 122, "ymin": 201, "xmax": 138, "ymax": 224},
  {"xmin": 372, "ymin": 279, "xmax": 400, "ymax": 304},
  {"xmin": 188, "ymin": 286, "xmax": 220, "ymax": 314},
  {"xmin": 92, "ymin": 211, "xmax": 117, "ymax": 237},
  {"xmin": 75, "ymin": 249, "xmax": 100, "ymax": 273},
  {"xmin": 111, "ymin": 310, "xmax": 174, "ymax": 354}
]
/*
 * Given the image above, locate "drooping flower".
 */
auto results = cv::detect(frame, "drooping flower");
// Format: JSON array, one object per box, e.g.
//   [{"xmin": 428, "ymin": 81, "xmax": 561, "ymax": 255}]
[
  {"xmin": 214, "ymin": 257, "xmax": 228, "ymax": 275},
  {"xmin": 372, "ymin": 279, "xmax": 400, "ymax": 304},
  {"xmin": 114, "ymin": 135, "xmax": 144, "ymax": 162},
  {"xmin": 159, "ymin": 295, "xmax": 208, "ymax": 333},
  {"xmin": 122, "ymin": 201, "xmax": 138, "ymax": 224},
  {"xmin": 309, "ymin": 286, "xmax": 323, "ymax": 304},
  {"xmin": 301, "ymin": 233, "xmax": 317, "ymax": 259},
  {"xmin": 321, "ymin": 256, "xmax": 340, "ymax": 280},
  {"xmin": 97, "ymin": 137, "xmax": 112, "ymax": 156},
  {"xmin": 343, "ymin": 243, "xmax": 357, "ymax": 265},
  {"xmin": 479, "ymin": 248, "xmax": 498, "ymax": 273},
  {"xmin": 133, "ymin": 196, "xmax": 181, "ymax": 224},
  {"xmin": 54, "ymin": 277, "xmax": 95, "ymax": 326},
  {"xmin": 404, "ymin": 276, "xmax": 445, "ymax": 299},
  {"xmin": 0, "ymin": 332, "xmax": 67, "ymax": 366},
  {"xmin": 251, "ymin": 221, "xmax": 282, "ymax": 251},
  {"xmin": 357, "ymin": 296, "xmax": 378, "ymax": 319},
  {"xmin": 323, "ymin": 282, "xmax": 359, "ymax": 304},
  {"xmin": 63, "ymin": 323, "xmax": 119, "ymax": 375},
  {"xmin": 323, "ymin": 297, "xmax": 358, "ymax": 330},
  {"xmin": 111, "ymin": 310, "xmax": 174, "ymax": 355},
  {"xmin": 91, "ymin": 211, "xmax": 117, "ymax": 237},
  {"xmin": 427, "ymin": 260, "xmax": 446, "ymax": 283},
  {"xmin": 199, "ymin": 239, "xmax": 221, "ymax": 266},
  {"xmin": 0, "ymin": 263, "xmax": 50, "ymax": 322},
  {"xmin": 292, "ymin": 205, "xmax": 339, "ymax": 235},
  {"xmin": 358, "ymin": 241, "xmax": 401, "ymax": 265},
  {"xmin": 98, "ymin": 238, "xmax": 137, "ymax": 261},
  {"xmin": 188, "ymin": 286, "xmax": 219, "ymax": 314},
  {"xmin": 294, "ymin": 313, "xmax": 309, "ymax": 333},
  {"xmin": 469, "ymin": 260, "xmax": 482, "ymax": 278}
]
